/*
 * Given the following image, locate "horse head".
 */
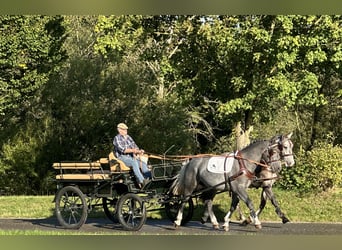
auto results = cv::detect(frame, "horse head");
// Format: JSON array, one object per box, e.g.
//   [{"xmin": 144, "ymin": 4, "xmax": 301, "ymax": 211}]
[
  {"xmin": 261, "ymin": 144, "xmax": 283, "ymax": 173},
  {"xmin": 271, "ymin": 132, "xmax": 295, "ymax": 167}
]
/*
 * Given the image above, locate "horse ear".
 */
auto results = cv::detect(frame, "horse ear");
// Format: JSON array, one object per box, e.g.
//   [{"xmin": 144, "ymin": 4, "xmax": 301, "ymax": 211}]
[
  {"xmin": 278, "ymin": 135, "xmax": 283, "ymax": 144},
  {"xmin": 270, "ymin": 135, "xmax": 279, "ymax": 143},
  {"xmin": 286, "ymin": 132, "xmax": 293, "ymax": 138}
]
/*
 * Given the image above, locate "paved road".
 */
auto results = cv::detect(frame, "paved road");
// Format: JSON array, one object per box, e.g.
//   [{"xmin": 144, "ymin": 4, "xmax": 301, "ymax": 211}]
[{"xmin": 0, "ymin": 217, "xmax": 341, "ymax": 235}]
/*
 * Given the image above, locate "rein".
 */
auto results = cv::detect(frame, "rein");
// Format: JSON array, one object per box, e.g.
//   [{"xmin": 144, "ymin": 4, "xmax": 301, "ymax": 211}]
[
  {"xmin": 229, "ymin": 141, "xmax": 284, "ymax": 181},
  {"xmin": 147, "ymin": 140, "xmax": 284, "ymax": 182},
  {"xmin": 144, "ymin": 152, "xmax": 216, "ymax": 162}
]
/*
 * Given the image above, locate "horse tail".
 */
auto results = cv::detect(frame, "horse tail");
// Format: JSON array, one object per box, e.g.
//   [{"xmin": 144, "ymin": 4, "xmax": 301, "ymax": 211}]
[{"xmin": 170, "ymin": 162, "xmax": 188, "ymax": 195}]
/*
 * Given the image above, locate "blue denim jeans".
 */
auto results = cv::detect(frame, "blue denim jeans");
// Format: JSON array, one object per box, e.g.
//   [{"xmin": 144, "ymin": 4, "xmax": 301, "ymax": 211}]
[{"xmin": 118, "ymin": 155, "xmax": 151, "ymax": 184}]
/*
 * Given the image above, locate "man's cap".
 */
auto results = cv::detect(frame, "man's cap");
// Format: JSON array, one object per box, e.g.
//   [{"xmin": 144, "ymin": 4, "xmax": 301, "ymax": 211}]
[{"xmin": 117, "ymin": 123, "xmax": 128, "ymax": 129}]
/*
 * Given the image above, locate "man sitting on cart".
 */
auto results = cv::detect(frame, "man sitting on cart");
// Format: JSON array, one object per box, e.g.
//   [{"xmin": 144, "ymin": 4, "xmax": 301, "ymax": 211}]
[{"xmin": 113, "ymin": 123, "xmax": 151, "ymax": 188}]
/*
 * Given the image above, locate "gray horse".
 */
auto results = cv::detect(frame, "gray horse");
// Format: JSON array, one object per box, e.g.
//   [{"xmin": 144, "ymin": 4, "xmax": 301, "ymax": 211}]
[
  {"xmin": 203, "ymin": 132, "xmax": 295, "ymax": 226},
  {"xmin": 236, "ymin": 132, "xmax": 295, "ymax": 225},
  {"xmin": 170, "ymin": 134, "xmax": 294, "ymax": 231}
]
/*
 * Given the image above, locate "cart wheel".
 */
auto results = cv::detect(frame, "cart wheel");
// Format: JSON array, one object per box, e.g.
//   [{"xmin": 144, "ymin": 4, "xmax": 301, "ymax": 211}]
[
  {"xmin": 102, "ymin": 197, "xmax": 118, "ymax": 223},
  {"xmin": 165, "ymin": 197, "xmax": 194, "ymax": 226},
  {"xmin": 117, "ymin": 193, "xmax": 147, "ymax": 231},
  {"xmin": 55, "ymin": 185, "xmax": 88, "ymax": 229}
]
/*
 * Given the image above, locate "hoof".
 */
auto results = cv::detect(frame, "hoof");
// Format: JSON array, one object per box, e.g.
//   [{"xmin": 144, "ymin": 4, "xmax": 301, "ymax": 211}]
[
  {"xmin": 213, "ymin": 224, "xmax": 220, "ymax": 230},
  {"xmin": 255, "ymin": 224, "xmax": 262, "ymax": 230},
  {"xmin": 200, "ymin": 218, "xmax": 207, "ymax": 224},
  {"xmin": 173, "ymin": 223, "xmax": 180, "ymax": 229},
  {"xmin": 222, "ymin": 226, "xmax": 229, "ymax": 232},
  {"xmin": 240, "ymin": 220, "xmax": 249, "ymax": 226},
  {"xmin": 282, "ymin": 217, "xmax": 290, "ymax": 224}
]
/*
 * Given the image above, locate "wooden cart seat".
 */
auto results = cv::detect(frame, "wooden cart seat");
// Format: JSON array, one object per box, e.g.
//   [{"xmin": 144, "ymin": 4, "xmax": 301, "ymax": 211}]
[
  {"xmin": 108, "ymin": 152, "xmax": 131, "ymax": 172},
  {"xmin": 53, "ymin": 153, "xmax": 132, "ymax": 181}
]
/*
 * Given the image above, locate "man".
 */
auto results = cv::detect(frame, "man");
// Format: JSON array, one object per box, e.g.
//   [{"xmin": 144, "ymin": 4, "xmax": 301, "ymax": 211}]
[{"xmin": 113, "ymin": 123, "xmax": 151, "ymax": 188}]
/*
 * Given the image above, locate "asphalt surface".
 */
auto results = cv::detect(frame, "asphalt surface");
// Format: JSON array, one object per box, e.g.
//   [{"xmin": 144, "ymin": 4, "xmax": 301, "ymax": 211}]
[{"xmin": 0, "ymin": 217, "xmax": 341, "ymax": 235}]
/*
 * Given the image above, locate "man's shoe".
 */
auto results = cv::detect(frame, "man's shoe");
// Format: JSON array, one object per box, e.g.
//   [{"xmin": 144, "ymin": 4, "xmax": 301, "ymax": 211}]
[{"xmin": 141, "ymin": 179, "xmax": 150, "ymax": 189}]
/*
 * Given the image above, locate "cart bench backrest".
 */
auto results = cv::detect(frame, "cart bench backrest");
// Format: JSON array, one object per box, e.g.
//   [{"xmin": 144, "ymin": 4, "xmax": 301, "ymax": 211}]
[
  {"xmin": 108, "ymin": 152, "xmax": 131, "ymax": 172},
  {"xmin": 53, "ymin": 153, "xmax": 133, "ymax": 181}
]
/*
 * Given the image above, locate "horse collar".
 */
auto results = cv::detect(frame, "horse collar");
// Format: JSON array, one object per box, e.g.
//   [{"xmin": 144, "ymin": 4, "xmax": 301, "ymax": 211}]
[{"xmin": 233, "ymin": 151, "xmax": 256, "ymax": 181}]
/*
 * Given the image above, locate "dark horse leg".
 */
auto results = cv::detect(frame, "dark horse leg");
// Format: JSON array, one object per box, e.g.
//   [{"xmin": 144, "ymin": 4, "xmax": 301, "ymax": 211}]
[
  {"xmin": 222, "ymin": 192, "xmax": 240, "ymax": 231},
  {"xmin": 223, "ymin": 188, "xmax": 261, "ymax": 231},
  {"xmin": 236, "ymin": 204, "xmax": 252, "ymax": 226},
  {"xmin": 257, "ymin": 186, "xmax": 290, "ymax": 224},
  {"xmin": 174, "ymin": 195, "xmax": 188, "ymax": 227},
  {"xmin": 200, "ymin": 190, "xmax": 219, "ymax": 229}
]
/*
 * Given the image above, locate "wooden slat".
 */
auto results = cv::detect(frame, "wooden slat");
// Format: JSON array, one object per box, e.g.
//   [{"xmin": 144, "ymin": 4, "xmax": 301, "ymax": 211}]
[
  {"xmin": 56, "ymin": 174, "xmax": 111, "ymax": 180},
  {"xmin": 53, "ymin": 162, "xmax": 101, "ymax": 169}
]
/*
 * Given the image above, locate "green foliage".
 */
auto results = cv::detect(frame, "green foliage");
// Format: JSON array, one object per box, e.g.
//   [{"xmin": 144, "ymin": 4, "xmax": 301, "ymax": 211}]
[
  {"xmin": 1, "ymin": 15, "xmax": 342, "ymax": 195},
  {"xmin": 0, "ymin": 15, "xmax": 67, "ymax": 195},
  {"xmin": 279, "ymin": 142, "xmax": 342, "ymax": 193},
  {"xmin": 0, "ymin": 118, "xmax": 54, "ymax": 194},
  {"xmin": 0, "ymin": 15, "xmax": 66, "ymax": 117}
]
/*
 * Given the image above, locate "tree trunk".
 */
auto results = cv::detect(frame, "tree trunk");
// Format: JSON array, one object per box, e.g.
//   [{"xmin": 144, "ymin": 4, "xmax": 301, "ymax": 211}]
[{"xmin": 235, "ymin": 121, "xmax": 253, "ymax": 150}]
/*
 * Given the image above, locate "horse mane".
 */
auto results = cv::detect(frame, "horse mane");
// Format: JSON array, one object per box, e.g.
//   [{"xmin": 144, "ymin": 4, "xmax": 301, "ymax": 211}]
[{"xmin": 241, "ymin": 139, "xmax": 269, "ymax": 151}]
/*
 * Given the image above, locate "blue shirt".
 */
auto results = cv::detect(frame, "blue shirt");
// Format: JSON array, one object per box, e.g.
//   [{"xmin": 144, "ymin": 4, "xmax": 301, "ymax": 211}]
[{"xmin": 113, "ymin": 134, "xmax": 138, "ymax": 157}]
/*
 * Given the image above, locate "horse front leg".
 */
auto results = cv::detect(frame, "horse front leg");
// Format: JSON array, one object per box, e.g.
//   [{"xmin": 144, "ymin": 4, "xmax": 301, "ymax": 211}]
[
  {"xmin": 236, "ymin": 203, "xmax": 252, "ymax": 226},
  {"xmin": 263, "ymin": 186, "xmax": 290, "ymax": 224},
  {"xmin": 222, "ymin": 192, "xmax": 239, "ymax": 232},
  {"xmin": 255, "ymin": 187, "xmax": 268, "ymax": 219},
  {"xmin": 237, "ymin": 188, "xmax": 262, "ymax": 230}
]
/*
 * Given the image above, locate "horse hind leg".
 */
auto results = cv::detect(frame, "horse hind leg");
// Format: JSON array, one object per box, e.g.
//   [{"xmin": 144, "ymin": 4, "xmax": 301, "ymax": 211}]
[
  {"xmin": 174, "ymin": 199, "xmax": 186, "ymax": 228},
  {"xmin": 201, "ymin": 192, "xmax": 219, "ymax": 229},
  {"xmin": 200, "ymin": 200, "xmax": 209, "ymax": 224},
  {"xmin": 206, "ymin": 199, "xmax": 220, "ymax": 229}
]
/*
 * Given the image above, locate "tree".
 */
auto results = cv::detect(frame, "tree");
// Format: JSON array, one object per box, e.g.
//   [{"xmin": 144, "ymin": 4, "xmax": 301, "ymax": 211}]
[
  {"xmin": 165, "ymin": 15, "xmax": 342, "ymax": 148},
  {"xmin": 0, "ymin": 15, "xmax": 66, "ymax": 119},
  {"xmin": 95, "ymin": 15, "xmax": 198, "ymax": 153},
  {"xmin": 0, "ymin": 15, "xmax": 67, "ymax": 194}
]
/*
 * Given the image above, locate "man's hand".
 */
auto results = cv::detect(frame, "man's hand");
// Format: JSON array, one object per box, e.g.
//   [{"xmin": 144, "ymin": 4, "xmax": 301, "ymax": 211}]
[{"xmin": 133, "ymin": 148, "xmax": 144, "ymax": 154}]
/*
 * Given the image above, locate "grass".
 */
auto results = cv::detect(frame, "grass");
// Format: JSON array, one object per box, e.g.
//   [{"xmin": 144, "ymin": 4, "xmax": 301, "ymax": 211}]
[
  {"xmin": 0, "ymin": 188, "xmax": 341, "ymax": 222},
  {"xmin": 211, "ymin": 188, "xmax": 342, "ymax": 223},
  {"xmin": 0, "ymin": 195, "xmax": 55, "ymax": 218}
]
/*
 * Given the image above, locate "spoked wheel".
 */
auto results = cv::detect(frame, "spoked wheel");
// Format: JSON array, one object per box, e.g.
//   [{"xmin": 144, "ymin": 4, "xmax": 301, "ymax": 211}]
[
  {"xmin": 55, "ymin": 185, "xmax": 88, "ymax": 229},
  {"xmin": 117, "ymin": 193, "xmax": 147, "ymax": 231},
  {"xmin": 165, "ymin": 197, "xmax": 194, "ymax": 226},
  {"xmin": 102, "ymin": 197, "xmax": 119, "ymax": 223}
]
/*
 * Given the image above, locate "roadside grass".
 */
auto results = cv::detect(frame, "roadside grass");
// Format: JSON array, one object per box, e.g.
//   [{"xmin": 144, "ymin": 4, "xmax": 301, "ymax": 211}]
[
  {"xmin": 0, "ymin": 229, "xmax": 113, "ymax": 236},
  {"xmin": 0, "ymin": 187, "xmax": 340, "ymax": 235},
  {"xmin": 212, "ymin": 187, "xmax": 342, "ymax": 223},
  {"xmin": 0, "ymin": 188, "xmax": 341, "ymax": 222}
]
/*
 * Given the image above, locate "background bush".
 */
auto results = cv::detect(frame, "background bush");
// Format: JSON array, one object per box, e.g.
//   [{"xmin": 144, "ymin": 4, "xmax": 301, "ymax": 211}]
[{"xmin": 279, "ymin": 141, "xmax": 342, "ymax": 193}]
